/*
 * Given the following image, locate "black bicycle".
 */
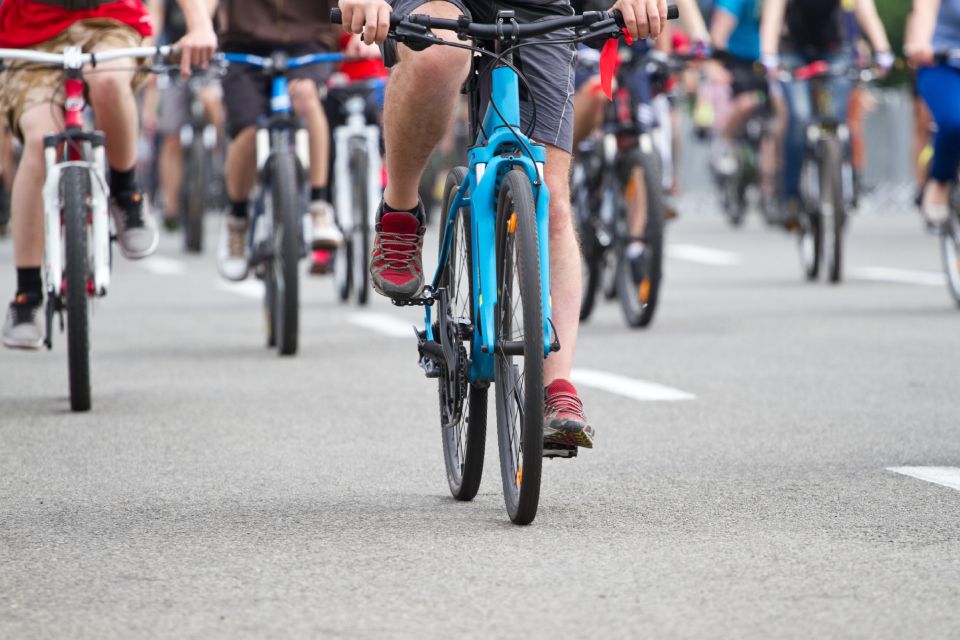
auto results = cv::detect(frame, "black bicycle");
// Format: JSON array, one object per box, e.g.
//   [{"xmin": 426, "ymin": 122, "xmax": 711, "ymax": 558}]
[{"xmin": 574, "ymin": 48, "xmax": 679, "ymax": 327}]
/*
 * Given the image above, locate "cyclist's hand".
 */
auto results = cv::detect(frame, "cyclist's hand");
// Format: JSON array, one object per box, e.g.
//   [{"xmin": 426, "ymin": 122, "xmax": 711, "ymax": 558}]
[
  {"xmin": 344, "ymin": 33, "xmax": 383, "ymax": 59},
  {"xmin": 176, "ymin": 25, "xmax": 217, "ymax": 77},
  {"xmin": 340, "ymin": 0, "xmax": 392, "ymax": 46},
  {"xmin": 906, "ymin": 43, "xmax": 934, "ymax": 69},
  {"xmin": 611, "ymin": 0, "xmax": 668, "ymax": 41}
]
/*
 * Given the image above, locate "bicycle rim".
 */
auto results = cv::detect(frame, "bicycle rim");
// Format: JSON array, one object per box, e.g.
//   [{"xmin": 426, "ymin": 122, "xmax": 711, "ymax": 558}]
[
  {"xmin": 439, "ymin": 166, "xmax": 486, "ymax": 501},
  {"xmin": 494, "ymin": 170, "xmax": 543, "ymax": 525}
]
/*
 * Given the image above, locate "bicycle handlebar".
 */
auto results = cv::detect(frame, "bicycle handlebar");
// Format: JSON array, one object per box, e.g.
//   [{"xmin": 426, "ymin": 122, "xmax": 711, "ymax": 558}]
[
  {"xmin": 330, "ymin": 6, "xmax": 678, "ymax": 41},
  {"xmin": 220, "ymin": 51, "xmax": 349, "ymax": 70},
  {"xmin": 0, "ymin": 45, "xmax": 176, "ymax": 66}
]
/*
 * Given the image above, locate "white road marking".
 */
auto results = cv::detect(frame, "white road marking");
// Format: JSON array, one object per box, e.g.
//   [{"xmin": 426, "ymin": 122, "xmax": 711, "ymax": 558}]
[
  {"xmin": 138, "ymin": 256, "xmax": 187, "ymax": 276},
  {"xmin": 850, "ymin": 267, "xmax": 946, "ymax": 287},
  {"xmin": 667, "ymin": 244, "xmax": 743, "ymax": 267},
  {"xmin": 216, "ymin": 280, "xmax": 263, "ymax": 300},
  {"xmin": 571, "ymin": 368, "xmax": 695, "ymax": 402},
  {"xmin": 349, "ymin": 312, "xmax": 414, "ymax": 338},
  {"xmin": 888, "ymin": 466, "xmax": 960, "ymax": 492}
]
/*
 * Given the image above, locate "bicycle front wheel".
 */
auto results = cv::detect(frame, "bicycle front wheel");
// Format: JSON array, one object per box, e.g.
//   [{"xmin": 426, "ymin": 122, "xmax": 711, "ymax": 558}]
[
  {"xmin": 617, "ymin": 151, "xmax": 664, "ymax": 328},
  {"xmin": 494, "ymin": 169, "xmax": 544, "ymax": 525},
  {"xmin": 438, "ymin": 167, "xmax": 487, "ymax": 501},
  {"xmin": 183, "ymin": 135, "xmax": 207, "ymax": 253},
  {"xmin": 63, "ymin": 166, "xmax": 92, "ymax": 412},
  {"xmin": 941, "ymin": 210, "xmax": 960, "ymax": 307},
  {"xmin": 271, "ymin": 151, "xmax": 301, "ymax": 356},
  {"xmin": 821, "ymin": 137, "xmax": 845, "ymax": 284},
  {"xmin": 350, "ymin": 144, "xmax": 371, "ymax": 306}
]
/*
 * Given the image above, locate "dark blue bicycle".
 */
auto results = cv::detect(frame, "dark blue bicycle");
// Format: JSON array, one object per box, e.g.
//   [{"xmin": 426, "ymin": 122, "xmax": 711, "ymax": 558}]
[
  {"xmin": 334, "ymin": 6, "xmax": 677, "ymax": 524},
  {"xmin": 221, "ymin": 50, "xmax": 344, "ymax": 355}
]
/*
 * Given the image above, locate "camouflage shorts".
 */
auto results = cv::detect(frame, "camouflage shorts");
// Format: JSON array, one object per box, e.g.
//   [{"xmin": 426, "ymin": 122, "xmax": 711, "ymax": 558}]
[{"xmin": 0, "ymin": 19, "xmax": 145, "ymax": 139}]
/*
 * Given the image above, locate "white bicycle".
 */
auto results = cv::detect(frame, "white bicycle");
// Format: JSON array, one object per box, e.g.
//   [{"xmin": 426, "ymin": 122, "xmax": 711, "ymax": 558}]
[{"xmin": 0, "ymin": 44, "xmax": 174, "ymax": 411}]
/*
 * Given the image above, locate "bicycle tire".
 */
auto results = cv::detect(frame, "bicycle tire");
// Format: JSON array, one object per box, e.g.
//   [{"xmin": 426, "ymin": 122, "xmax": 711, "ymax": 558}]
[
  {"xmin": 617, "ymin": 150, "xmax": 664, "ymax": 328},
  {"xmin": 350, "ymin": 145, "xmax": 371, "ymax": 306},
  {"xmin": 941, "ymin": 212, "xmax": 960, "ymax": 308},
  {"xmin": 63, "ymin": 166, "xmax": 92, "ymax": 412},
  {"xmin": 264, "ymin": 259, "xmax": 277, "ymax": 348},
  {"xmin": 822, "ymin": 137, "xmax": 845, "ymax": 284},
  {"xmin": 271, "ymin": 151, "xmax": 300, "ymax": 356},
  {"xmin": 798, "ymin": 160, "xmax": 822, "ymax": 282},
  {"xmin": 333, "ymin": 230, "xmax": 352, "ymax": 301},
  {"xmin": 572, "ymin": 158, "xmax": 600, "ymax": 321},
  {"xmin": 183, "ymin": 135, "xmax": 207, "ymax": 253},
  {"xmin": 438, "ymin": 166, "xmax": 487, "ymax": 501},
  {"xmin": 494, "ymin": 169, "xmax": 544, "ymax": 525}
]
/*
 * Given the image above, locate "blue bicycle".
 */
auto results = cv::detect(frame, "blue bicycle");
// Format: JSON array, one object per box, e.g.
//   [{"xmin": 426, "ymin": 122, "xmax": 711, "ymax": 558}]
[
  {"xmin": 221, "ymin": 50, "xmax": 344, "ymax": 355},
  {"xmin": 333, "ymin": 6, "xmax": 676, "ymax": 524}
]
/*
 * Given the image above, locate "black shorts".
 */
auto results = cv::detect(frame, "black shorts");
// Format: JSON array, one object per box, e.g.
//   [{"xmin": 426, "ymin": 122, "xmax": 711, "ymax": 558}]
[
  {"xmin": 222, "ymin": 44, "xmax": 333, "ymax": 139},
  {"xmin": 386, "ymin": 0, "xmax": 577, "ymax": 152},
  {"xmin": 725, "ymin": 57, "xmax": 767, "ymax": 99}
]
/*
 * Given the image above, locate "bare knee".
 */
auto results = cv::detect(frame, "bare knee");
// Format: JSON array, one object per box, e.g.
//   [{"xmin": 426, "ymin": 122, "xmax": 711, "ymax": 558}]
[
  {"xmin": 87, "ymin": 71, "xmax": 133, "ymax": 110},
  {"xmin": 398, "ymin": 43, "xmax": 471, "ymax": 92},
  {"xmin": 289, "ymin": 80, "xmax": 322, "ymax": 119}
]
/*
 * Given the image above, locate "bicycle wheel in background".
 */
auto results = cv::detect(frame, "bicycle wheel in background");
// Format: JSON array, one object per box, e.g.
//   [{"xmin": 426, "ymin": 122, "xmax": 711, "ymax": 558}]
[
  {"xmin": 798, "ymin": 160, "xmax": 822, "ymax": 281},
  {"xmin": 183, "ymin": 134, "xmax": 207, "ymax": 253},
  {"xmin": 333, "ymin": 229, "xmax": 352, "ymax": 301},
  {"xmin": 941, "ymin": 205, "xmax": 960, "ymax": 308},
  {"xmin": 62, "ymin": 166, "xmax": 92, "ymax": 412},
  {"xmin": 438, "ymin": 167, "xmax": 487, "ymax": 501},
  {"xmin": 821, "ymin": 138, "xmax": 845, "ymax": 284},
  {"xmin": 494, "ymin": 169, "xmax": 544, "ymax": 525},
  {"xmin": 350, "ymin": 144, "xmax": 371, "ymax": 305},
  {"xmin": 617, "ymin": 150, "xmax": 664, "ymax": 328},
  {"xmin": 572, "ymin": 159, "xmax": 600, "ymax": 321},
  {"xmin": 271, "ymin": 151, "xmax": 301, "ymax": 356}
]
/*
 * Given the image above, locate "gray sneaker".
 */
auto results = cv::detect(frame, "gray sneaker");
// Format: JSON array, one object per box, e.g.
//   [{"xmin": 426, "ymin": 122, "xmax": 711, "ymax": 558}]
[
  {"xmin": 2, "ymin": 294, "xmax": 44, "ymax": 350},
  {"xmin": 110, "ymin": 190, "xmax": 159, "ymax": 260},
  {"xmin": 218, "ymin": 215, "xmax": 250, "ymax": 282}
]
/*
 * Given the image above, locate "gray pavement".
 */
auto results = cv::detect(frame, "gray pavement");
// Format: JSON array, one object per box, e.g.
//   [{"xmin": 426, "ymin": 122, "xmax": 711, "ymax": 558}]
[{"xmin": 2, "ymin": 203, "xmax": 960, "ymax": 639}]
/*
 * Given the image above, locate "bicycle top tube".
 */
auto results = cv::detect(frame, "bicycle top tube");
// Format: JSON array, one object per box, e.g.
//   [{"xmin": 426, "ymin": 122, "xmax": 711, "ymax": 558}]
[
  {"xmin": 330, "ymin": 6, "xmax": 678, "ymax": 43},
  {"xmin": 221, "ymin": 51, "xmax": 346, "ymax": 71},
  {"xmin": 0, "ymin": 45, "xmax": 175, "ymax": 68}
]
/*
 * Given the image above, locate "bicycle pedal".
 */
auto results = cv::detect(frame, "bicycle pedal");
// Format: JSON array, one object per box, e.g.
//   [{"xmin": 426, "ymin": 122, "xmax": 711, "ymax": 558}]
[
  {"xmin": 543, "ymin": 443, "xmax": 578, "ymax": 459},
  {"xmin": 391, "ymin": 293, "xmax": 434, "ymax": 307}
]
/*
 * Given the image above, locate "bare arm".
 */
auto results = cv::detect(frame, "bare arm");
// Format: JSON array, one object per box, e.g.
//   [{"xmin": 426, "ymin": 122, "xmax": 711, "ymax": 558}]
[
  {"xmin": 673, "ymin": 0, "xmax": 710, "ymax": 43},
  {"xmin": 710, "ymin": 6, "xmax": 738, "ymax": 51},
  {"xmin": 760, "ymin": 0, "xmax": 786, "ymax": 62},
  {"xmin": 906, "ymin": 0, "xmax": 941, "ymax": 66},
  {"xmin": 854, "ymin": 0, "xmax": 892, "ymax": 53},
  {"xmin": 173, "ymin": 0, "xmax": 218, "ymax": 74}
]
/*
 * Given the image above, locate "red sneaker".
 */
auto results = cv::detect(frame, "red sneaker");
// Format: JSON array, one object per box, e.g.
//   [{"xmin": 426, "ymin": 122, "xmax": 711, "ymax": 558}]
[
  {"xmin": 369, "ymin": 202, "xmax": 426, "ymax": 300},
  {"xmin": 544, "ymin": 379, "xmax": 594, "ymax": 448}
]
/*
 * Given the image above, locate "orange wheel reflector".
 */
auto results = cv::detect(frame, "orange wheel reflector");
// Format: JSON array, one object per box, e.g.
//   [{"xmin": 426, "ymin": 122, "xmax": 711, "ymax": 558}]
[
  {"xmin": 624, "ymin": 174, "xmax": 640, "ymax": 201},
  {"xmin": 508, "ymin": 212, "xmax": 517, "ymax": 234},
  {"xmin": 515, "ymin": 466, "xmax": 523, "ymax": 487},
  {"xmin": 639, "ymin": 279, "xmax": 651, "ymax": 304}
]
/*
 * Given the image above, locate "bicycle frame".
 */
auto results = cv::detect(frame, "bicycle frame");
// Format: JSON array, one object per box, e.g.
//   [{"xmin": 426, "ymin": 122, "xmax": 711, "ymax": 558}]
[{"xmin": 426, "ymin": 62, "xmax": 553, "ymax": 384}]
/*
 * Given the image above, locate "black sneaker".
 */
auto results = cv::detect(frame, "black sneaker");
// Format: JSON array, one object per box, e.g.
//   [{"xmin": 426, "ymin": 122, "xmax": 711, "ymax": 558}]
[
  {"xmin": 110, "ymin": 190, "xmax": 159, "ymax": 259},
  {"xmin": 2, "ymin": 293, "xmax": 44, "ymax": 350}
]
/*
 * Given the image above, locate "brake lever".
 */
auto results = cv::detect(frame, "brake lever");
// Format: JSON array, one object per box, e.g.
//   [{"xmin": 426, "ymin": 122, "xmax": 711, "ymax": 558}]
[{"xmin": 393, "ymin": 21, "xmax": 437, "ymax": 51}]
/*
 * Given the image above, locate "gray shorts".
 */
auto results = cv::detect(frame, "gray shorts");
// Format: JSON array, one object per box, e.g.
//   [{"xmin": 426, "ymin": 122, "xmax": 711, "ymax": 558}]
[
  {"xmin": 156, "ymin": 76, "xmax": 223, "ymax": 136},
  {"xmin": 386, "ymin": 0, "xmax": 577, "ymax": 152}
]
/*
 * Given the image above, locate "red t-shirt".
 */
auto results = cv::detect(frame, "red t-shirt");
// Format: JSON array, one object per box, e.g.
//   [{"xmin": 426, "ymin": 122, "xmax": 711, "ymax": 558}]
[
  {"xmin": 0, "ymin": 0, "xmax": 152, "ymax": 49},
  {"xmin": 338, "ymin": 33, "xmax": 388, "ymax": 81}
]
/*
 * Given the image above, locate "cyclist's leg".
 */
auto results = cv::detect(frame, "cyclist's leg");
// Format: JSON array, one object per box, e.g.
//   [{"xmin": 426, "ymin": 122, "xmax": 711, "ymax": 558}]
[
  {"xmin": 381, "ymin": 0, "xmax": 471, "ymax": 210},
  {"xmin": 779, "ymin": 54, "xmax": 811, "ymax": 224},
  {"xmin": 156, "ymin": 81, "xmax": 188, "ymax": 224},
  {"xmin": 917, "ymin": 63, "xmax": 960, "ymax": 222},
  {"xmin": 572, "ymin": 76, "xmax": 606, "ymax": 149},
  {"xmin": 83, "ymin": 21, "xmax": 158, "ymax": 258}
]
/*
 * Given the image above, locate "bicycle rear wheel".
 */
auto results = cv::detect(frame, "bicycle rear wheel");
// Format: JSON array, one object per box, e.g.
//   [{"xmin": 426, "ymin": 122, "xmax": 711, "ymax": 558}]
[
  {"xmin": 63, "ymin": 166, "xmax": 92, "ymax": 412},
  {"xmin": 798, "ymin": 159, "xmax": 822, "ymax": 281},
  {"xmin": 617, "ymin": 151, "xmax": 664, "ymax": 328},
  {"xmin": 183, "ymin": 135, "xmax": 207, "ymax": 253},
  {"xmin": 271, "ymin": 151, "xmax": 301, "ymax": 356},
  {"xmin": 494, "ymin": 169, "xmax": 544, "ymax": 525},
  {"xmin": 350, "ymin": 145, "xmax": 371, "ymax": 306},
  {"xmin": 438, "ymin": 167, "xmax": 487, "ymax": 501}
]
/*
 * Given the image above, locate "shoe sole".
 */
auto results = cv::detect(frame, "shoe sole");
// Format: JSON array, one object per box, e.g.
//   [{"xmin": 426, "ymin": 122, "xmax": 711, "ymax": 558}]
[
  {"xmin": 544, "ymin": 419, "xmax": 594, "ymax": 449},
  {"xmin": 3, "ymin": 337, "xmax": 43, "ymax": 350},
  {"xmin": 370, "ymin": 269, "xmax": 424, "ymax": 301},
  {"xmin": 311, "ymin": 237, "xmax": 343, "ymax": 251},
  {"xmin": 118, "ymin": 233, "xmax": 160, "ymax": 261}
]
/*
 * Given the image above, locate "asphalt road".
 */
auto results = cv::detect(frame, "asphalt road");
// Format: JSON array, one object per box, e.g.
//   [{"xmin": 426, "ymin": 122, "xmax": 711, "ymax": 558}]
[{"xmin": 2, "ymin": 201, "xmax": 960, "ymax": 638}]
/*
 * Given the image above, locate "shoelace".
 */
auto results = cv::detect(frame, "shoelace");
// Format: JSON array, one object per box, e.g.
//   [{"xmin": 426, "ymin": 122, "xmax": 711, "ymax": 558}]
[
  {"xmin": 116, "ymin": 193, "xmax": 144, "ymax": 229},
  {"xmin": 545, "ymin": 390, "xmax": 585, "ymax": 418},
  {"xmin": 375, "ymin": 230, "xmax": 422, "ymax": 271}
]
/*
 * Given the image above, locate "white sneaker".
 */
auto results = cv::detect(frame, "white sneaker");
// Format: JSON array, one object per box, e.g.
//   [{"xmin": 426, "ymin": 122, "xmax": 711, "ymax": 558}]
[
  {"xmin": 310, "ymin": 200, "xmax": 343, "ymax": 249},
  {"xmin": 110, "ymin": 190, "xmax": 159, "ymax": 260},
  {"xmin": 2, "ymin": 294, "xmax": 44, "ymax": 350},
  {"xmin": 218, "ymin": 215, "xmax": 249, "ymax": 281}
]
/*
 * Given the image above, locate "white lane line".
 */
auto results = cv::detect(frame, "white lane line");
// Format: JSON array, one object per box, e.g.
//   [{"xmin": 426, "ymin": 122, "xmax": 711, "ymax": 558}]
[
  {"xmin": 850, "ymin": 267, "xmax": 945, "ymax": 287},
  {"xmin": 138, "ymin": 256, "xmax": 187, "ymax": 276},
  {"xmin": 349, "ymin": 312, "xmax": 413, "ymax": 338},
  {"xmin": 888, "ymin": 466, "xmax": 960, "ymax": 492},
  {"xmin": 216, "ymin": 280, "xmax": 263, "ymax": 300},
  {"xmin": 571, "ymin": 368, "xmax": 695, "ymax": 402},
  {"xmin": 667, "ymin": 243, "xmax": 743, "ymax": 267}
]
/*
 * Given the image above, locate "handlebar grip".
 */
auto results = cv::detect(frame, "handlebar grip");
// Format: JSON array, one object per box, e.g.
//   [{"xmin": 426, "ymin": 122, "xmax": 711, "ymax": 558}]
[
  {"xmin": 331, "ymin": 8, "xmax": 342, "ymax": 24},
  {"xmin": 668, "ymin": 4, "xmax": 679, "ymax": 20}
]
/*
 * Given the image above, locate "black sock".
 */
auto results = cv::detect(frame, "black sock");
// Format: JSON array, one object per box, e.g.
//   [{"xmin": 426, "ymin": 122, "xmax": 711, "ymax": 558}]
[
  {"xmin": 381, "ymin": 200, "xmax": 423, "ymax": 222},
  {"xmin": 16, "ymin": 267, "xmax": 42, "ymax": 300},
  {"xmin": 310, "ymin": 186, "xmax": 330, "ymax": 203},
  {"xmin": 109, "ymin": 167, "xmax": 139, "ymax": 196},
  {"xmin": 229, "ymin": 199, "xmax": 249, "ymax": 220}
]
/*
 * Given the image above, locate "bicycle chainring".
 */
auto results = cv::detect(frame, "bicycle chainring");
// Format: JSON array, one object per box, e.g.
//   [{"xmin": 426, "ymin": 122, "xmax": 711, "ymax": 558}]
[{"xmin": 438, "ymin": 308, "xmax": 468, "ymax": 429}]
